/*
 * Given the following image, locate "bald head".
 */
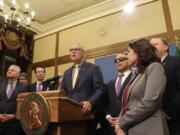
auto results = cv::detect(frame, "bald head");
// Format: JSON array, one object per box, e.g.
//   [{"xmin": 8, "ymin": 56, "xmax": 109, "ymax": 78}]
[{"xmin": 150, "ymin": 37, "xmax": 168, "ymax": 59}]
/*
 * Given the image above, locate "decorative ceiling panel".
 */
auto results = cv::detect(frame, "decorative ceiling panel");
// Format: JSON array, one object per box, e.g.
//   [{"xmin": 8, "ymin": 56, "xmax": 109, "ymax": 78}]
[{"xmin": 5, "ymin": 0, "xmax": 106, "ymax": 24}]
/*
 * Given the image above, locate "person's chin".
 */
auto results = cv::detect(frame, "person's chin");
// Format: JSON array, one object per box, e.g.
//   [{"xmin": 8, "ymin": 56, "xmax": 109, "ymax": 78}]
[{"xmin": 71, "ymin": 59, "xmax": 77, "ymax": 62}]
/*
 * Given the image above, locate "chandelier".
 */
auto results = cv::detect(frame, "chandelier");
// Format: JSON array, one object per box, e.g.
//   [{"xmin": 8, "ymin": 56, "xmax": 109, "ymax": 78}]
[{"xmin": 0, "ymin": 0, "xmax": 35, "ymax": 29}]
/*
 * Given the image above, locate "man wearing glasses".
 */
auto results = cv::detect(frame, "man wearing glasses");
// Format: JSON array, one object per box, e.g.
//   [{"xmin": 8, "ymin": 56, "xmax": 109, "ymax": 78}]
[
  {"xmin": 104, "ymin": 52, "xmax": 131, "ymax": 135},
  {"xmin": 61, "ymin": 42, "xmax": 104, "ymax": 135}
]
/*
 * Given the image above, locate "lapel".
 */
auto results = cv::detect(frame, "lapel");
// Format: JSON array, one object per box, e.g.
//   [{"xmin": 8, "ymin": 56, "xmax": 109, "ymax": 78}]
[
  {"xmin": 126, "ymin": 74, "xmax": 142, "ymax": 102},
  {"xmin": 110, "ymin": 79, "xmax": 117, "ymax": 99},
  {"xmin": 34, "ymin": 82, "xmax": 37, "ymax": 91},
  {"xmin": 162, "ymin": 55, "xmax": 170, "ymax": 67},
  {"xmin": 42, "ymin": 82, "xmax": 48, "ymax": 91},
  {"xmin": 67, "ymin": 66, "xmax": 73, "ymax": 91},
  {"xmin": 117, "ymin": 73, "xmax": 132, "ymax": 98},
  {"xmin": 2, "ymin": 80, "xmax": 8, "ymax": 99},
  {"xmin": 74, "ymin": 61, "xmax": 87, "ymax": 90}
]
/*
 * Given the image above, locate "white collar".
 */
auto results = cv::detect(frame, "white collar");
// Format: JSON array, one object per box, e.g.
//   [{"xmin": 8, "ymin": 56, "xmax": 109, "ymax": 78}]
[
  {"xmin": 161, "ymin": 54, "xmax": 168, "ymax": 62},
  {"xmin": 119, "ymin": 70, "xmax": 131, "ymax": 77},
  {"xmin": 37, "ymin": 81, "xmax": 42, "ymax": 84}
]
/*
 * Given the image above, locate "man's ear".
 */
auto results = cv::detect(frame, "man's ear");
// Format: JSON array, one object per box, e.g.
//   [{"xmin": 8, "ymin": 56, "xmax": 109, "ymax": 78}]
[{"xmin": 164, "ymin": 45, "xmax": 168, "ymax": 52}]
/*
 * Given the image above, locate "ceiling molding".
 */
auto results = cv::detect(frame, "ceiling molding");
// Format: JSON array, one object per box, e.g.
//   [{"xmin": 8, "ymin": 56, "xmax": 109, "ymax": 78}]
[
  {"xmin": 36, "ymin": 0, "xmax": 106, "ymax": 24},
  {"xmin": 34, "ymin": 0, "xmax": 156, "ymax": 39},
  {"xmin": 1, "ymin": 0, "xmax": 157, "ymax": 37}
]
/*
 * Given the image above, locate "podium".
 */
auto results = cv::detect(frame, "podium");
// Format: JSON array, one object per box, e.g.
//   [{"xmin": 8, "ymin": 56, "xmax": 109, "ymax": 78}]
[{"xmin": 16, "ymin": 90, "xmax": 94, "ymax": 135}]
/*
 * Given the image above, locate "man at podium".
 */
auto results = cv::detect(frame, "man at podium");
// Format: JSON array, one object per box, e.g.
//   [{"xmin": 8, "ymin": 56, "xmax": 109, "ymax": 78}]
[{"xmin": 61, "ymin": 42, "xmax": 104, "ymax": 135}]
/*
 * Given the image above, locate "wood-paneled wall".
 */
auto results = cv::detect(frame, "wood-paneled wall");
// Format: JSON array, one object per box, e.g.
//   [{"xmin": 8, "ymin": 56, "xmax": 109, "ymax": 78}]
[{"xmin": 31, "ymin": 0, "xmax": 180, "ymax": 82}]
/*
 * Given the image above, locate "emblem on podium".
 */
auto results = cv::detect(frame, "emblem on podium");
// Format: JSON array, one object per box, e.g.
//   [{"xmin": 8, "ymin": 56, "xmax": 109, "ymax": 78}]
[{"xmin": 20, "ymin": 93, "xmax": 50, "ymax": 135}]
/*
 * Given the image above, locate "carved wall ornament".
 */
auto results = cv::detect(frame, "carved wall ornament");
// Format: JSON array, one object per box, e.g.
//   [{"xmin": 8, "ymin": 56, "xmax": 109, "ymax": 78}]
[{"xmin": 0, "ymin": 28, "xmax": 31, "ymax": 60}]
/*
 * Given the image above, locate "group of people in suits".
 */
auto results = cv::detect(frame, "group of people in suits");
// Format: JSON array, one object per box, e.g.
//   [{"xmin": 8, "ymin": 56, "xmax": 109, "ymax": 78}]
[
  {"xmin": 0, "ymin": 37, "xmax": 179, "ymax": 135},
  {"xmin": 106, "ymin": 38, "xmax": 180, "ymax": 135},
  {"xmin": 150, "ymin": 38, "xmax": 180, "ymax": 135},
  {"xmin": 0, "ymin": 65, "xmax": 51, "ymax": 135},
  {"xmin": 61, "ymin": 38, "xmax": 180, "ymax": 135}
]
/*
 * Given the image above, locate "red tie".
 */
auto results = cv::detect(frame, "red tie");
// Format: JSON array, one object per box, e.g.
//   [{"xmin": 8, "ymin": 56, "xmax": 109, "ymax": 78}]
[
  {"xmin": 121, "ymin": 74, "xmax": 137, "ymax": 116},
  {"xmin": 121, "ymin": 86, "xmax": 130, "ymax": 116}
]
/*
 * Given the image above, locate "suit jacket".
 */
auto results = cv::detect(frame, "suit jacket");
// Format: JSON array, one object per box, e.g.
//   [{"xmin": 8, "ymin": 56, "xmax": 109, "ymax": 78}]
[
  {"xmin": 119, "ymin": 62, "xmax": 169, "ymax": 135},
  {"xmin": 162, "ymin": 55, "xmax": 180, "ymax": 120},
  {"xmin": 105, "ymin": 73, "xmax": 132, "ymax": 117},
  {"xmin": 61, "ymin": 61, "xmax": 104, "ymax": 109},
  {"xmin": 0, "ymin": 79, "xmax": 28, "ymax": 114},
  {"xmin": 29, "ymin": 81, "xmax": 49, "ymax": 92}
]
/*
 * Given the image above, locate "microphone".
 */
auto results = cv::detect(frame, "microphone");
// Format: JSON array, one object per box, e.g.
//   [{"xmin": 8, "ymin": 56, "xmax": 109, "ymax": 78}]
[{"xmin": 43, "ymin": 75, "xmax": 61, "ymax": 83}]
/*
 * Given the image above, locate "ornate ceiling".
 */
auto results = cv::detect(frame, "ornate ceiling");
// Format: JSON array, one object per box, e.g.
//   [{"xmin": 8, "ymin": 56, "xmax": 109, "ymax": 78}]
[{"xmin": 2, "ymin": 0, "xmax": 154, "ymax": 37}]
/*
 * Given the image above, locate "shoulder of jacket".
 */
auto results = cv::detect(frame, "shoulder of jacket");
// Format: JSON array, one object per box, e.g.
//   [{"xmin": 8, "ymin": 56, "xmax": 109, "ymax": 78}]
[{"xmin": 146, "ymin": 62, "xmax": 163, "ymax": 73}]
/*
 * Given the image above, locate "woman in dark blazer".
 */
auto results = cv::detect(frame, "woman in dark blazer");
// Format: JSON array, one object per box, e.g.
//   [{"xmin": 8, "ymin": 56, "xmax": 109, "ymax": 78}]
[{"xmin": 115, "ymin": 38, "xmax": 169, "ymax": 135}]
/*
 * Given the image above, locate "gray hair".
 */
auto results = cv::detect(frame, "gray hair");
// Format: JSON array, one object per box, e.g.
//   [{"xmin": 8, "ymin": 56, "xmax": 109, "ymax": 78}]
[
  {"xmin": 9, "ymin": 65, "xmax": 21, "ymax": 74},
  {"xmin": 72, "ymin": 42, "xmax": 85, "ymax": 51}
]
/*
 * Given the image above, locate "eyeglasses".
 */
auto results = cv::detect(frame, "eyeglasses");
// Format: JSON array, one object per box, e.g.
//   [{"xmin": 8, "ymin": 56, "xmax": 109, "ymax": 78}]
[
  {"xmin": 69, "ymin": 48, "xmax": 82, "ymax": 52},
  {"xmin": 114, "ymin": 57, "xmax": 128, "ymax": 63}
]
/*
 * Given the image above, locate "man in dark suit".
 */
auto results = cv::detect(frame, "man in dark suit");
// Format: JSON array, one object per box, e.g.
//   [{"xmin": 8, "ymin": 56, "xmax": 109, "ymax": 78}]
[
  {"xmin": 61, "ymin": 42, "xmax": 104, "ymax": 135},
  {"xmin": 105, "ymin": 52, "xmax": 131, "ymax": 135},
  {"xmin": 0, "ymin": 65, "xmax": 28, "ymax": 135},
  {"xmin": 30, "ymin": 66, "xmax": 49, "ymax": 92},
  {"xmin": 151, "ymin": 37, "xmax": 180, "ymax": 135}
]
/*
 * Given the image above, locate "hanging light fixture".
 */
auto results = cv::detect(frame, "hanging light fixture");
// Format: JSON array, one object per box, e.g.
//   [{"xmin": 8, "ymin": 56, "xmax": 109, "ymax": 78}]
[{"xmin": 0, "ymin": 0, "xmax": 35, "ymax": 28}]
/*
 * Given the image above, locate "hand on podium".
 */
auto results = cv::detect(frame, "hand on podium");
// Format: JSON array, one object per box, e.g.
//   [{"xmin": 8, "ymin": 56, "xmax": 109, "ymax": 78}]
[{"xmin": 81, "ymin": 101, "xmax": 92, "ymax": 114}]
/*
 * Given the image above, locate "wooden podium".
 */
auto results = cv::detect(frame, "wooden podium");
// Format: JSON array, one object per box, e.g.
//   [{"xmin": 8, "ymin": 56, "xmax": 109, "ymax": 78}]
[{"xmin": 16, "ymin": 90, "xmax": 94, "ymax": 135}]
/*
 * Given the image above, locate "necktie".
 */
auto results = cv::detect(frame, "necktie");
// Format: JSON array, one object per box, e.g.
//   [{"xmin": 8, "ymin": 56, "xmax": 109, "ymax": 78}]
[
  {"xmin": 7, "ymin": 81, "xmax": 15, "ymax": 99},
  {"xmin": 116, "ymin": 74, "xmax": 124, "ymax": 96},
  {"xmin": 121, "ymin": 86, "xmax": 130, "ymax": 116},
  {"xmin": 37, "ymin": 82, "xmax": 42, "ymax": 91},
  {"xmin": 72, "ymin": 65, "xmax": 79, "ymax": 89},
  {"xmin": 121, "ymin": 74, "xmax": 137, "ymax": 116}
]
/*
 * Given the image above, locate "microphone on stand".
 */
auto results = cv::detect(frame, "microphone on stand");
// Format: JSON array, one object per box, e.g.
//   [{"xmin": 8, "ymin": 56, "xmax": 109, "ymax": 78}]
[
  {"xmin": 43, "ymin": 75, "xmax": 62, "ymax": 90},
  {"xmin": 43, "ymin": 75, "xmax": 61, "ymax": 83}
]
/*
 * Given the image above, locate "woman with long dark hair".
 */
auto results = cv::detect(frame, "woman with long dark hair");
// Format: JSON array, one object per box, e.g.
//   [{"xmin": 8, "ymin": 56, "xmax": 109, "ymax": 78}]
[{"xmin": 115, "ymin": 38, "xmax": 169, "ymax": 135}]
